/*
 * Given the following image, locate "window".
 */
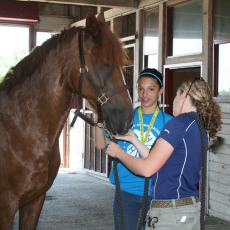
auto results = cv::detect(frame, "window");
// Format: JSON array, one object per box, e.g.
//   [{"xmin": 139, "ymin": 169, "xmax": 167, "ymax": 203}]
[
  {"xmin": 123, "ymin": 46, "xmax": 134, "ymax": 100},
  {"xmin": 217, "ymin": 43, "xmax": 230, "ymax": 96},
  {"xmin": 143, "ymin": 8, "xmax": 159, "ymax": 68},
  {"xmin": 36, "ymin": 31, "xmax": 54, "ymax": 46},
  {"xmin": 214, "ymin": 0, "xmax": 230, "ymax": 43},
  {"xmin": 214, "ymin": 0, "xmax": 230, "ymax": 97},
  {"xmin": 113, "ymin": 13, "xmax": 136, "ymax": 38},
  {"xmin": 167, "ymin": 0, "xmax": 202, "ymax": 56},
  {"xmin": 0, "ymin": 24, "xmax": 29, "ymax": 81}
]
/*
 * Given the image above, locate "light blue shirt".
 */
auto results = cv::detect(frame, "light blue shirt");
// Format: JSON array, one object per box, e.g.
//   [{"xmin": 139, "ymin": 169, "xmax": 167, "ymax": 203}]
[{"xmin": 109, "ymin": 107, "xmax": 172, "ymax": 196}]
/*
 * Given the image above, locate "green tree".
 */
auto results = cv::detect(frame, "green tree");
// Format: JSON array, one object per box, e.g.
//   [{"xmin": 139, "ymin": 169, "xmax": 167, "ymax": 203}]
[{"xmin": 0, "ymin": 49, "xmax": 27, "ymax": 82}]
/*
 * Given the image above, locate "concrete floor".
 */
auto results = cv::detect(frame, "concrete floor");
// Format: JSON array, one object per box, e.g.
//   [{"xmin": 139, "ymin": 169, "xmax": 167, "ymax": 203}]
[{"xmin": 13, "ymin": 171, "xmax": 230, "ymax": 230}]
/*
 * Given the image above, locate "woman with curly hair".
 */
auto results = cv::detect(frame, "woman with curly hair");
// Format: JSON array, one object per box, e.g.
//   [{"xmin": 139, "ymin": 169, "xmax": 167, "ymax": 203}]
[{"xmin": 106, "ymin": 78, "xmax": 222, "ymax": 230}]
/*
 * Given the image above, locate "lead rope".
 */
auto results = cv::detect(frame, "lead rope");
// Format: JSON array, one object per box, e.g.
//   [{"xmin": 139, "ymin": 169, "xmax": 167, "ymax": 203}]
[
  {"xmin": 187, "ymin": 113, "xmax": 207, "ymax": 230},
  {"xmin": 136, "ymin": 177, "xmax": 149, "ymax": 230},
  {"xmin": 107, "ymin": 135, "xmax": 126, "ymax": 230},
  {"xmin": 113, "ymin": 158, "xmax": 126, "ymax": 230}
]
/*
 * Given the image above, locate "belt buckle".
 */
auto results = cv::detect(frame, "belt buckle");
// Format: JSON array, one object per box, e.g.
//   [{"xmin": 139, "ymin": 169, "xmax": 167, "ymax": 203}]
[{"xmin": 146, "ymin": 216, "xmax": 158, "ymax": 228}]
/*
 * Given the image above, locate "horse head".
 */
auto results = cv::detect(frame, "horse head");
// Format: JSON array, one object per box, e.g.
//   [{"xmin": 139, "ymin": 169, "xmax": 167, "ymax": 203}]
[{"xmin": 71, "ymin": 13, "xmax": 133, "ymax": 135}]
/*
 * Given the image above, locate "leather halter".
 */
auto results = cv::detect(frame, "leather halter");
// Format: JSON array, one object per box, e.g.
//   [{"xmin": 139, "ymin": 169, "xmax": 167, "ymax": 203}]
[{"xmin": 70, "ymin": 28, "xmax": 128, "ymax": 128}]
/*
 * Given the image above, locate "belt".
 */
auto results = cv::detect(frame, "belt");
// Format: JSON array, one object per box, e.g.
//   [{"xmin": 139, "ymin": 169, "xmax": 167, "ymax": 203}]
[{"xmin": 151, "ymin": 196, "xmax": 200, "ymax": 208}]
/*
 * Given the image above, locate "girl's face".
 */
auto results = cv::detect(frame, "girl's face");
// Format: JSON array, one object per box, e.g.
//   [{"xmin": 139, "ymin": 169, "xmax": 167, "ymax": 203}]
[
  {"xmin": 173, "ymin": 90, "xmax": 187, "ymax": 116},
  {"xmin": 137, "ymin": 77, "xmax": 162, "ymax": 110}
]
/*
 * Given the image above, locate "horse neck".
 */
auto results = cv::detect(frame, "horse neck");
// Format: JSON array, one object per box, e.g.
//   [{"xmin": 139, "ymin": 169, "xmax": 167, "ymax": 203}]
[
  {"xmin": 37, "ymin": 43, "xmax": 78, "ymax": 141},
  {"xmin": 15, "ymin": 36, "xmax": 78, "ymax": 144}
]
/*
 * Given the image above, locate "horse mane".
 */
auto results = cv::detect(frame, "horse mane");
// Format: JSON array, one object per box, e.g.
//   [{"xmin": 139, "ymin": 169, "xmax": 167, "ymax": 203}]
[
  {"xmin": 0, "ymin": 27, "xmax": 78, "ymax": 91},
  {"xmin": 90, "ymin": 22, "xmax": 129, "ymax": 68}
]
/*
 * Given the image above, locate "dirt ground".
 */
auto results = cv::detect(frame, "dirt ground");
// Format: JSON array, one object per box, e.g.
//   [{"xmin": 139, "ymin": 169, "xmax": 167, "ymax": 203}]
[{"xmin": 13, "ymin": 171, "xmax": 230, "ymax": 230}]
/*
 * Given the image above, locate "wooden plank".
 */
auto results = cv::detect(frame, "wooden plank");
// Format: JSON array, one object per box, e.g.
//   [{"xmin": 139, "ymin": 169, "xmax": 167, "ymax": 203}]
[
  {"xmin": 210, "ymin": 152, "xmax": 230, "ymax": 164},
  {"xmin": 215, "ymin": 134, "xmax": 230, "ymax": 145},
  {"xmin": 37, "ymin": 15, "xmax": 74, "ymax": 31},
  {"xmin": 165, "ymin": 54, "xmax": 203, "ymax": 66},
  {"xmin": 17, "ymin": 0, "xmax": 137, "ymax": 8},
  {"xmin": 210, "ymin": 190, "xmax": 230, "ymax": 207},
  {"xmin": 209, "ymin": 161, "xmax": 230, "ymax": 175},
  {"xmin": 202, "ymin": 0, "xmax": 213, "ymax": 88},
  {"xmin": 158, "ymin": 1, "xmax": 165, "ymax": 71},
  {"xmin": 209, "ymin": 199, "xmax": 230, "ymax": 220},
  {"xmin": 209, "ymin": 180, "xmax": 230, "ymax": 196},
  {"xmin": 209, "ymin": 171, "xmax": 230, "ymax": 185},
  {"xmin": 219, "ymin": 103, "xmax": 230, "ymax": 113},
  {"xmin": 209, "ymin": 209, "xmax": 230, "ymax": 223},
  {"xmin": 221, "ymin": 113, "xmax": 230, "ymax": 119},
  {"xmin": 220, "ymin": 124, "xmax": 230, "ymax": 135},
  {"xmin": 139, "ymin": 0, "xmax": 163, "ymax": 8},
  {"xmin": 71, "ymin": 7, "xmax": 136, "ymax": 27},
  {"xmin": 222, "ymin": 118, "xmax": 230, "ymax": 124},
  {"xmin": 210, "ymin": 144, "xmax": 230, "ymax": 155}
]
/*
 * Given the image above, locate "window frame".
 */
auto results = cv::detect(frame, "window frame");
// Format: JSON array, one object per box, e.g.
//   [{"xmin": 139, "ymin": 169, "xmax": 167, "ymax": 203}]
[
  {"xmin": 166, "ymin": 0, "xmax": 203, "ymax": 58},
  {"xmin": 213, "ymin": 41, "xmax": 230, "ymax": 102},
  {"xmin": 213, "ymin": 0, "xmax": 230, "ymax": 102}
]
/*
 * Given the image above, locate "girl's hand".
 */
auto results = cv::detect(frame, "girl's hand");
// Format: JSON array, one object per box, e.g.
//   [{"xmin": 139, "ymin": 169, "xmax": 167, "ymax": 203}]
[
  {"xmin": 115, "ymin": 129, "xmax": 137, "ymax": 143},
  {"xmin": 105, "ymin": 141, "xmax": 124, "ymax": 158}
]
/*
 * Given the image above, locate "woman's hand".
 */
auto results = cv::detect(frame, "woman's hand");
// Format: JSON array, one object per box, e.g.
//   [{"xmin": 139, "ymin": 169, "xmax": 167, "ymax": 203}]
[
  {"xmin": 106, "ymin": 141, "xmax": 124, "ymax": 158},
  {"xmin": 115, "ymin": 129, "xmax": 137, "ymax": 143},
  {"xmin": 116, "ymin": 129, "xmax": 150, "ymax": 158}
]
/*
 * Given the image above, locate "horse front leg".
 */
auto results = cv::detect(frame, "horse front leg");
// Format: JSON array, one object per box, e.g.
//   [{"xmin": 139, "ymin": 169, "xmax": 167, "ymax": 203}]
[
  {"xmin": 19, "ymin": 194, "xmax": 46, "ymax": 230},
  {"xmin": 0, "ymin": 210, "xmax": 16, "ymax": 230},
  {"xmin": 19, "ymin": 140, "xmax": 60, "ymax": 230},
  {"xmin": 0, "ymin": 194, "xmax": 18, "ymax": 230},
  {"xmin": 47, "ymin": 140, "xmax": 61, "ymax": 189}
]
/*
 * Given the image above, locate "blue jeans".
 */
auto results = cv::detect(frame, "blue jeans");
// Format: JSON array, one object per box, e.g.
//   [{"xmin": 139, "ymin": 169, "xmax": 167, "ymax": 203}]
[{"xmin": 113, "ymin": 190, "xmax": 151, "ymax": 230}]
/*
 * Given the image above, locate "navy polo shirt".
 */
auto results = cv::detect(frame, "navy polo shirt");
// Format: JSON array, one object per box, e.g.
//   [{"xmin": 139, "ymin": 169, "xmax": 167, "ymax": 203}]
[{"xmin": 152, "ymin": 112, "xmax": 208, "ymax": 200}]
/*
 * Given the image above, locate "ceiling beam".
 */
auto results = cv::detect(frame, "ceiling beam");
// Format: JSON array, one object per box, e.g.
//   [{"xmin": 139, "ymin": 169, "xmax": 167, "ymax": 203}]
[{"xmin": 16, "ymin": 0, "xmax": 139, "ymax": 8}]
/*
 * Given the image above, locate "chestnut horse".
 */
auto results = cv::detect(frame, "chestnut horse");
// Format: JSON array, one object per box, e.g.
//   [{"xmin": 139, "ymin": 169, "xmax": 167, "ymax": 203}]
[{"xmin": 0, "ymin": 13, "xmax": 133, "ymax": 229}]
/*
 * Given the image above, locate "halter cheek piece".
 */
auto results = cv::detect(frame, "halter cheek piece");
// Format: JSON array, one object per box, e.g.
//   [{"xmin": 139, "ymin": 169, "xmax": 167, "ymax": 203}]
[{"xmin": 70, "ymin": 28, "xmax": 128, "ymax": 128}]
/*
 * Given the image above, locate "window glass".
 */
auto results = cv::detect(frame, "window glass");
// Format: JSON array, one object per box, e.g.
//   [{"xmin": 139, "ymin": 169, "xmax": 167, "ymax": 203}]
[
  {"xmin": 143, "ymin": 8, "xmax": 159, "ymax": 68},
  {"xmin": 36, "ymin": 31, "xmax": 54, "ymax": 46},
  {"xmin": 214, "ymin": 0, "xmax": 230, "ymax": 97},
  {"xmin": 214, "ymin": 0, "xmax": 230, "ymax": 42},
  {"xmin": 171, "ymin": 0, "xmax": 202, "ymax": 56},
  {"xmin": 123, "ymin": 47, "xmax": 134, "ymax": 100},
  {"xmin": 0, "ymin": 24, "xmax": 29, "ymax": 81},
  {"xmin": 218, "ymin": 43, "xmax": 230, "ymax": 96},
  {"xmin": 113, "ymin": 13, "xmax": 136, "ymax": 38}
]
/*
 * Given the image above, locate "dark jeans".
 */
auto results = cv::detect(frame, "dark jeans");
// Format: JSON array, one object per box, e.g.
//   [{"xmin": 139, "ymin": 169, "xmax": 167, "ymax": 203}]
[{"xmin": 113, "ymin": 190, "xmax": 151, "ymax": 230}]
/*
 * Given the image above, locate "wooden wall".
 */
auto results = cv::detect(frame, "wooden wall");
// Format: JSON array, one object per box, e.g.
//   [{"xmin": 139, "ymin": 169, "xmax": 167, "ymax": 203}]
[{"xmin": 208, "ymin": 103, "xmax": 230, "ymax": 221}]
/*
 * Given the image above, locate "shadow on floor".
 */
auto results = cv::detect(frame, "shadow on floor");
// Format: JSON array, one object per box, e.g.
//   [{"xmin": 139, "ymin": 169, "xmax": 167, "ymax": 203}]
[{"xmin": 13, "ymin": 171, "xmax": 230, "ymax": 230}]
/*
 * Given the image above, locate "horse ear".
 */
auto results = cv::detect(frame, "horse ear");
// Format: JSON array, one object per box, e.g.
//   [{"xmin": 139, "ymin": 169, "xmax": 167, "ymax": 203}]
[
  {"xmin": 85, "ymin": 14, "xmax": 100, "ymax": 37},
  {"xmin": 97, "ymin": 12, "xmax": 105, "ymax": 23},
  {"xmin": 86, "ymin": 14, "xmax": 98, "ymax": 28}
]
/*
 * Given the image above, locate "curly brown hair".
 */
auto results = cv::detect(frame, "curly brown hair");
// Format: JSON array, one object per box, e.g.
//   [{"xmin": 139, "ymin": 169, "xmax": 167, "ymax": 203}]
[{"xmin": 179, "ymin": 79, "xmax": 222, "ymax": 137}]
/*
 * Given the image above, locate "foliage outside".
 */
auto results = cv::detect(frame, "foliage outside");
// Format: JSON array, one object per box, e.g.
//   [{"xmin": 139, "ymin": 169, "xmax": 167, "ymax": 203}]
[{"xmin": 0, "ymin": 49, "xmax": 27, "ymax": 83}]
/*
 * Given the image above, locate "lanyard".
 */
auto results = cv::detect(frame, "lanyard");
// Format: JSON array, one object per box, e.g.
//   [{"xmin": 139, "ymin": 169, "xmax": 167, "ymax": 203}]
[{"xmin": 138, "ymin": 106, "xmax": 160, "ymax": 144}]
